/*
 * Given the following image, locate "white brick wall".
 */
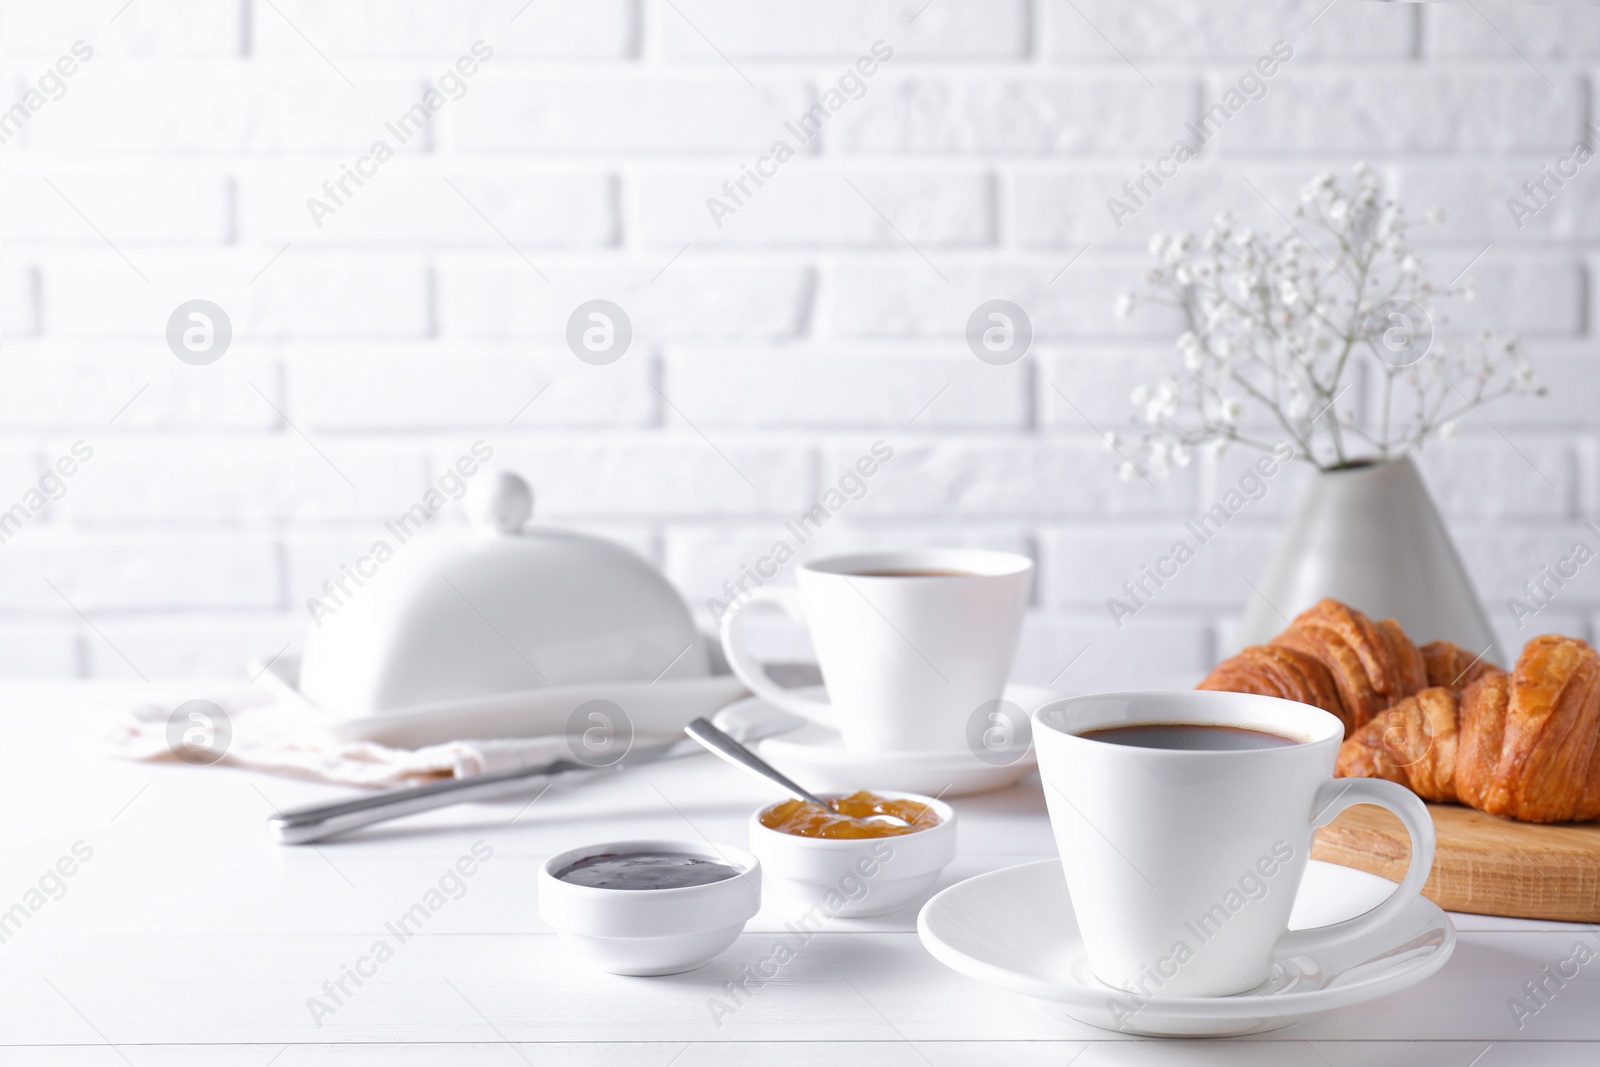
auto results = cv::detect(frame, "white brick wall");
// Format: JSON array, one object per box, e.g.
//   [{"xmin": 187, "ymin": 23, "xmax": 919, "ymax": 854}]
[{"xmin": 0, "ymin": 0, "xmax": 1597, "ymax": 687}]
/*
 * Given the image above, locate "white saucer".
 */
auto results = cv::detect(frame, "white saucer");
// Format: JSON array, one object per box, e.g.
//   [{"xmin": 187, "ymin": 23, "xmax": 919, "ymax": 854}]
[
  {"xmin": 725, "ymin": 683, "xmax": 1059, "ymax": 798},
  {"xmin": 917, "ymin": 859, "xmax": 1455, "ymax": 1038}
]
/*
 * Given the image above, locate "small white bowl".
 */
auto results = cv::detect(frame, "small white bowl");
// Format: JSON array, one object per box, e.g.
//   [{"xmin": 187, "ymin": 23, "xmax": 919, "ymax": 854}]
[
  {"xmin": 748, "ymin": 792, "xmax": 957, "ymax": 919},
  {"xmin": 538, "ymin": 839, "xmax": 761, "ymax": 976}
]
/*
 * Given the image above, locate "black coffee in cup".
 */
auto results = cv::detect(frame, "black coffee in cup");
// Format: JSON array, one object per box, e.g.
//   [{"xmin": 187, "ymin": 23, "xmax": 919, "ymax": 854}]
[{"xmin": 1079, "ymin": 723, "xmax": 1301, "ymax": 751}]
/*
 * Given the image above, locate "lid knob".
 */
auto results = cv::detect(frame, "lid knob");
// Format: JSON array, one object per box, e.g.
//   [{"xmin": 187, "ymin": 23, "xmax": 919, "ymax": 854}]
[{"xmin": 466, "ymin": 471, "xmax": 533, "ymax": 535}]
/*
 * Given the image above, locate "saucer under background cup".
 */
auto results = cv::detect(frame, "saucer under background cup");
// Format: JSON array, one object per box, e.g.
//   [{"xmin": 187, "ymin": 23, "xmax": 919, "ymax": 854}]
[
  {"xmin": 917, "ymin": 859, "xmax": 1455, "ymax": 1038},
  {"xmin": 719, "ymin": 683, "xmax": 1060, "ymax": 797}
]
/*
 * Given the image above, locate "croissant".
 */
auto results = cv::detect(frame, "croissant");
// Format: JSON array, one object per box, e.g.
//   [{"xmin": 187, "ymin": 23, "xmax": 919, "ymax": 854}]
[
  {"xmin": 1198, "ymin": 598, "xmax": 1600, "ymax": 821},
  {"xmin": 1457, "ymin": 635, "xmax": 1600, "ymax": 822},
  {"xmin": 1338, "ymin": 636, "xmax": 1600, "ymax": 823},
  {"xmin": 1420, "ymin": 639, "xmax": 1498, "ymax": 690},
  {"xmin": 1202, "ymin": 599, "xmax": 1425, "ymax": 736},
  {"xmin": 1197, "ymin": 643, "xmax": 1345, "ymax": 723},
  {"xmin": 1270, "ymin": 599, "xmax": 1427, "ymax": 732},
  {"xmin": 1335, "ymin": 686, "xmax": 1469, "ymax": 803}
]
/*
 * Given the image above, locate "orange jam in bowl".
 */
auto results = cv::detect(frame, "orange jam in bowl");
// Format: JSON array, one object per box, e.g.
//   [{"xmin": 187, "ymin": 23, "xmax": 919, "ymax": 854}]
[{"xmin": 758, "ymin": 790, "xmax": 943, "ymax": 839}]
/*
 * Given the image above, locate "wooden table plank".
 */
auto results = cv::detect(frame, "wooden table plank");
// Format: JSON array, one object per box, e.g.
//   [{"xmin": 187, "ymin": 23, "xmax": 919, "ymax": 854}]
[{"xmin": 1315, "ymin": 801, "xmax": 1600, "ymax": 922}]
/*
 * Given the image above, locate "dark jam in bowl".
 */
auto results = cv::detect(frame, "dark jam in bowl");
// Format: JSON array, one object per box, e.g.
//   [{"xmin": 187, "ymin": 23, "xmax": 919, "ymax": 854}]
[{"xmin": 553, "ymin": 850, "xmax": 742, "ymax": 891}]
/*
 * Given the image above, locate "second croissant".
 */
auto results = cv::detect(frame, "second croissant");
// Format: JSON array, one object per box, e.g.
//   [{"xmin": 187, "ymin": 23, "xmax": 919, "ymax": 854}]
[{"xmin": 1200, "ymin": 599, "xmax": 1600, "ymax": 824}]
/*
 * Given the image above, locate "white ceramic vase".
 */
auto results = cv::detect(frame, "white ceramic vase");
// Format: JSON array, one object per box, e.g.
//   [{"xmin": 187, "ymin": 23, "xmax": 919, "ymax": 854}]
[{"xmin": 1235, "ymin": 456, "xmax": 1502, "ymax": 664}]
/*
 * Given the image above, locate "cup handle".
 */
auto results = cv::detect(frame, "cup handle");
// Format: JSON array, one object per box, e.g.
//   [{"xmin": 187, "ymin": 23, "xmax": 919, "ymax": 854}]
[
  {"xmin": 718, "ymin": 586, "xmax": 839, "ymax": 729},
  {"xmin": 1276, "ymin": 777, "xmax": 1436, "ymax": 958}
]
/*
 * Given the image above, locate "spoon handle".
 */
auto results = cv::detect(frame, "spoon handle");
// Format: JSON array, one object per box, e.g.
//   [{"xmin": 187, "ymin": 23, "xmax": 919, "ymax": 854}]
[{"xmin": 684, "ymin": 717, "xmax": 830, "ymax": 808}]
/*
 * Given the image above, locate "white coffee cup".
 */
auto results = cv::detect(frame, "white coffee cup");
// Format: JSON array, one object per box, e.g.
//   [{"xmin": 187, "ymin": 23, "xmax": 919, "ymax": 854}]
[
  {"xmin": 719, "ymin": 549, "xmax": 1032, "ymax": 753},
  {"xmin": 1032, "ymin": 690, "xmax": 1436, "ymax": 998}
]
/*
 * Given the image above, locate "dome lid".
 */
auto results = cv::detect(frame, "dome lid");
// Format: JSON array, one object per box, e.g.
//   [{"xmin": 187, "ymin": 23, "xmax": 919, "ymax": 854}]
[{"xmin": 299, "ymin": 472, "xmax": 706, "ymax": 717}]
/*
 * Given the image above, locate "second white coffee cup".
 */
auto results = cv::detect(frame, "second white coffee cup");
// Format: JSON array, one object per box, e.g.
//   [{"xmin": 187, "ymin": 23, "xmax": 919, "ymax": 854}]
[
  {"xmin": 1032, "ymin": 690, "xmax": 1437, "ymax": 997},
  {"xmin": 719, "ymin": 549, "xmax": 1032, "ymax": 753}
]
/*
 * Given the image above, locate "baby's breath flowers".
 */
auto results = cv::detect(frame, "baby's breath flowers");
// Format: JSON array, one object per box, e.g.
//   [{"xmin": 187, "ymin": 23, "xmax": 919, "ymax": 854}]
[{"xmin": 1114, "ymin": 164, "xmax": 1543, "ymax": 477}]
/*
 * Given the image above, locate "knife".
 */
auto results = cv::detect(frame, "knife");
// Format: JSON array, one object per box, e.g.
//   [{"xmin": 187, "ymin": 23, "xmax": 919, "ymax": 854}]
[{"xmin": 265, "ymin": 699, "xmax": 809, "ymax": 845}]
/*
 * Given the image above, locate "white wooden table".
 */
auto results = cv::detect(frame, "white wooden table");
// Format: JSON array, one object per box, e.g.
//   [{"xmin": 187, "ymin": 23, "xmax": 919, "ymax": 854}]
[{"xmin": 3, "ymin": 683, "xmax": 1597, "ymax": 1066}]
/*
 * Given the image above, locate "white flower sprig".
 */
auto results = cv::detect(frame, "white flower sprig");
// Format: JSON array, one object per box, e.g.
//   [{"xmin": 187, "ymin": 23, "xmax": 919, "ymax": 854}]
[{"xmin": 1114, "ymin": 164, "xmax": 1543, "ymax": 476}]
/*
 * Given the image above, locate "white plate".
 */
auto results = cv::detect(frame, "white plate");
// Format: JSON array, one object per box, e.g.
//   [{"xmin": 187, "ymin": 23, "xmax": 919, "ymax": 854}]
[
  {"xmin": 917, "ymin": 858, "xmax": 1456, "ymax": 1038},
  {"xmin": 250, "ymin": 653, "xmax": 750, "ymax": 748},
  {"xmin": 729, "ymin": 683, "xmax": 1059, "ymax": 798}
]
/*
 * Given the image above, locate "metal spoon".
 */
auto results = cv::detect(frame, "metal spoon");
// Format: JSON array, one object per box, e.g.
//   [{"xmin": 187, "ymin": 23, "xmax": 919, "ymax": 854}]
[{"xmin": 682, "ymin": 717, "xmax": 910, "ymax": 829}]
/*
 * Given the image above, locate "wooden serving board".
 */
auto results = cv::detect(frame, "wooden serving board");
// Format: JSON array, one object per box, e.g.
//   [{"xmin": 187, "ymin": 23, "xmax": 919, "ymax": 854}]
[{"xmin": 1312, "ymin": 802, "xmax": 1600, "ymax": 922}]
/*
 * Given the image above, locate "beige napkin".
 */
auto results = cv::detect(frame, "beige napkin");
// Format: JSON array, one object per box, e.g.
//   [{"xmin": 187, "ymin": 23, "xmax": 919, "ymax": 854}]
[{"xmin": 108, "ymin": 697, "xmax": 576, "ymax": 788}]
